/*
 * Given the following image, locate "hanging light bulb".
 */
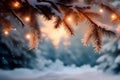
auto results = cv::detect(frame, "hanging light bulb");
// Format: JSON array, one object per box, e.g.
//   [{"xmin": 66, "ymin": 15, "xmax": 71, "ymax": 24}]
[
  {"xmin": 24, "ymin": 16, "xmax": 31, "ymax": 22},
  {"xmin": 99, "ymin": 8, "xmax": 103, "ymax": 13},
  {"xmin": 12, "ymin": 1, "xmax": 21, "ymax": 8},
  {"xmin": 25, "ymin": 33, "xmax": 31, "ymax": 40},
  {"xmin": 4, "ymin": 30, "xmax": 9, "ymax": 36},
  {"xmin": 111, "ymin": 14, "xmax": 117, "ymax": 21},
  {"xmin": 67, "ymin": 17, "xmax": 72, "ymax": 22}
]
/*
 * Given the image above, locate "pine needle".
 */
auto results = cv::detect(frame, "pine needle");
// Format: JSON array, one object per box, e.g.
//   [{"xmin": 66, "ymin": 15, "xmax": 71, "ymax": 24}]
[
  {"xmin": 83, "ymin": 11, "xmax": 102, "ymax": 18},
  {"xmin": 54, "ymin": 17, "xmax": 62, "ymax": 28},
  {"xmin": 63, "ymin": 20, "xmax": 74, "ymax": 35},
  {"xmin": 82, "ymin": 26, "xmax": 95, "ymax": 46},
  {"xmin": 92, "ymin": 28, "xmax": 103, "ymax": 53}
]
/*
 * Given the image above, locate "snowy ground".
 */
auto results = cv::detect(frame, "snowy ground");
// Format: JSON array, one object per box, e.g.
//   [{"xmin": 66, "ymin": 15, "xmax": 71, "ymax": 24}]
[{"xmin": 0, "ymin": 65, "xmax": 120, "ymax": 80}]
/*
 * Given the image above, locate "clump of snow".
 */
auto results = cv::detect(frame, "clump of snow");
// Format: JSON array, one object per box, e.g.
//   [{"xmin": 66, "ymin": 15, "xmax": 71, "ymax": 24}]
[
  {"xmin": 97, "ymin": 54, "xmax": 114, "ymax": 63},
  {"xmin": 103, "ymin": 42, "xmax": 116, "ymax": 52},
  {"xmin": 27, "ymin": 0, "xmax": 38, "ymax": 7},
  {"xmin": 111, "ymin": 0, "xmax": 120, "ymax": 7},
  {"xmin": 115, "ymin": 55, "xmax": 120, "ymax": 64}
]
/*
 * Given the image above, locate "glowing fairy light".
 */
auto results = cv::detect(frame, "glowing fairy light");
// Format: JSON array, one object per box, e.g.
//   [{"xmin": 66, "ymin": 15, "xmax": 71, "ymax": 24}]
[
  {"xmin": 13, "ymin": 1, "xmax": 21, "ymax": 8},
  {"xmin": 4, "ymin": 31, "xmax": 9, "ymax": 36},
  {"xmin": 24, "ymin": 16, "xmax": 30, "ymax": 22},
  {"xmin": 67, "ymin": 17, "xmax": 72, "ymax": 22},
  {"xmin": 111, "ymin": 14, "xmax": 117, "ymax": 20},
  {"xmin": 25, "ymin": 33, "xmax": 31, "ymax": 40},
  {"xmin": 99, "ymin": 8, "xmax": 103, "ymax": 13}
]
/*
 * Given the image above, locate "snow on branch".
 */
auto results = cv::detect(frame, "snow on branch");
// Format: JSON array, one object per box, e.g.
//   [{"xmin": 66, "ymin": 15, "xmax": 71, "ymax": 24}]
[{"xmin": 0, "ymin": 0, "xmax": 119, "ymax": 52}]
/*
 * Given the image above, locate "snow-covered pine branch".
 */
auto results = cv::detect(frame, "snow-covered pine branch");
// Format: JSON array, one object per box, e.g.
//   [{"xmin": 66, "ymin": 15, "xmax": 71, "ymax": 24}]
[{"xmin": 0, "ymin": 0, "xmax": 119, "ymax": 52}]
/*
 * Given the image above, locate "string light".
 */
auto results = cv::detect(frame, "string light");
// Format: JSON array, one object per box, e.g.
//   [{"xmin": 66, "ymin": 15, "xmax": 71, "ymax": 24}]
[
  {"xmin": 4, "ymin": 31, "xmax": 9, "ymax": 36},
  {"xmin": 67, "ymin": 16, "xmax": 72, "ymax": 22},
  {"xmin": 13, "ymin": 1, "xmax": 21, "ymax": 8},
  {"xmin": 24, "ymin": 16, "xmax": 30, "ymax": 22},
  {"xmin": 25, "ymin": 33, "xmax": 31, "ymax": 40},
  {"xmin": 99, "ymin": 8, "xmax": 103, "ymax": 13},
  {"xmin": 111, "ymin": 14, "xmax": 117, "ymax": 20}
]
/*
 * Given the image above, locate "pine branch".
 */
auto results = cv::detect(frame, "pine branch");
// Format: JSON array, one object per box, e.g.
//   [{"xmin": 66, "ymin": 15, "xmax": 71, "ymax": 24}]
[
  {"xmin": 78, "ymin": 8, "xmax": 116, "ymax": 36},
  {"xmin": 63, "ymin": 20, "xmax": 74, "ymax": 35},
  {"xmin": 82, "ymin": 11, "xmax": 102, "ymax": 18},
  {"xmin": 82, "ymin": 26, "xmax": 95, "ymax": 46},
  {"xmin": 0, "ymin": 0, "xmax": 119, "ymax": 52},
  {"xmin": 76, "ymin": 8, "xmax": 116, "ymax": 52},
  {"xmin": 54, "ymin": 17, "xmax": 62, "ymax": 28},
  {"xmin": 98, "ymin": 26, "xmax": 116, "ymax": 37},
  {"xmin": 37, "ymin": 0, "xmax": 61, "ymax": 13},
  {"xmin": 101, "ymin": 3, "xmax": 120, "ymax": 21},
  {"xmin": 71, "ymin": 12, "xmax": 84, "ymax": 25},
  {"xmin": 0, "ymin": 15, "xmax": 12, "ymax": 30},
  {"xmin": 92, "ymin": 28, "xmax": 103, "ymax": 52},
  {"xmin": 57, "ymin": 2, "xmax": 90, "ymax": 10},
  {"xmin": 10, "ymin": 9, "xmax": 24, "ymax": 26},
  {"xmin": 57, "ymin": 0, "xmax": 78, "ymax": 4},
  {"xmin": 36, "ymin": 5, "xmax": 52, "ymax": 20}
]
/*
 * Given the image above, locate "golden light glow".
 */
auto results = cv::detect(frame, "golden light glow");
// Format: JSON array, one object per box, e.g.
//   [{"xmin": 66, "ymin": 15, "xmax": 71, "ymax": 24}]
[
  {"xmin": 24, "ymin": 16, "xmax": 30, "ymax": 22},
  {"xmin": 111, "ymin": 14, "xmax": 117, "ymax": 20},
  {"xmin": 13, "ymin": 1, "xmax": 21, "ymax": 8},
  {"xmin": 4, "ymin": 31, "xmax": 9, "ymax": 36},
  {"xmin": 67, "ymin": 17, "xmax": 72, "ymax": 22},
  {"xmin": 25, "ymin": 33, "xmax": 31, "ymax": 40},
  {"xmin": 41, "ymin": 26, "xmax": 69, "ymax": 47},
  {"xmin": 99, "ymin": 8, "xmax": 103, "ymax": 13},
  {"xmin": 38, "ymin": 16, "xmax": 69, "ymax": 47}
]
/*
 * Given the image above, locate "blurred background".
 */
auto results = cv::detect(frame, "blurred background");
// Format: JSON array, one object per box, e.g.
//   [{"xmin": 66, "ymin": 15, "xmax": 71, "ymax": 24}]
[{"xmin": 0, "ymin": 0, "xmax": 120, "ymax": 80}]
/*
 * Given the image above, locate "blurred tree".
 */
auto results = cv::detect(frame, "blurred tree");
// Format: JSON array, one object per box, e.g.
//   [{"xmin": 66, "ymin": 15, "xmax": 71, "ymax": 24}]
[
  {"xmin": 0, "ymin": 17, "xmax": 37, "ymax": 69},
  {"xmin": 96, "ymin": 0, "xmax": 120, "ymax": 74},
  {"xmin": 97, "ymin": 38, "xmax": 120, "ymax": 74}
]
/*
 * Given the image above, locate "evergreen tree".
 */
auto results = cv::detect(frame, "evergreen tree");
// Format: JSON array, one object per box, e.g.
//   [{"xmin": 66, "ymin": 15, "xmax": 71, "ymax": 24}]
[
  {"xmin": 97, "ymin": 37, "xmax": 120, "ymax": 74},
  {"xmin": 0, "ymin": 0, "xmax": 118, "ymax": 52},
  {"xmin": 0, "ymin": 23, "xmax": 37, "ymax": 69},
  {"xmin": 96, "ymin": 0, "xmax": 120, "ymax": 74},
  {"xmin": 0, "ymin": 0, "xmax": 120, "ymax": 69}
]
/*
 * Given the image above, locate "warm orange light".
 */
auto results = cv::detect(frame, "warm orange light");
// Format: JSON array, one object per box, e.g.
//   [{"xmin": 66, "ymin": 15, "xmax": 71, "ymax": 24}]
[
  {"xmin": 25, "ymin": 33, "xmax": 31, "ymax": 40},
  {"xmin": 13, "ymin": 1, "xmax": 20, "ymax": 8},
  {"xmin": 99, "ymin": 8, "xmax": 103, "ymax": 13},
  {"xmin": 67, "ymin": 17, "xmax": 72, "ymax": 22},
  {"xmin": 24, "ymin": 16, "xmax": 30, "ymax": 22},
  {"xmin": 4, "ymin": 31, "xmax": 9, "ymax": 36},
  {"xmin": 39, "ymin": 15, "xmax": 69, "ymax": 47},
  {"xmin": 111, "ymin": 14, "xmax": 117, "ymax": 20}
]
